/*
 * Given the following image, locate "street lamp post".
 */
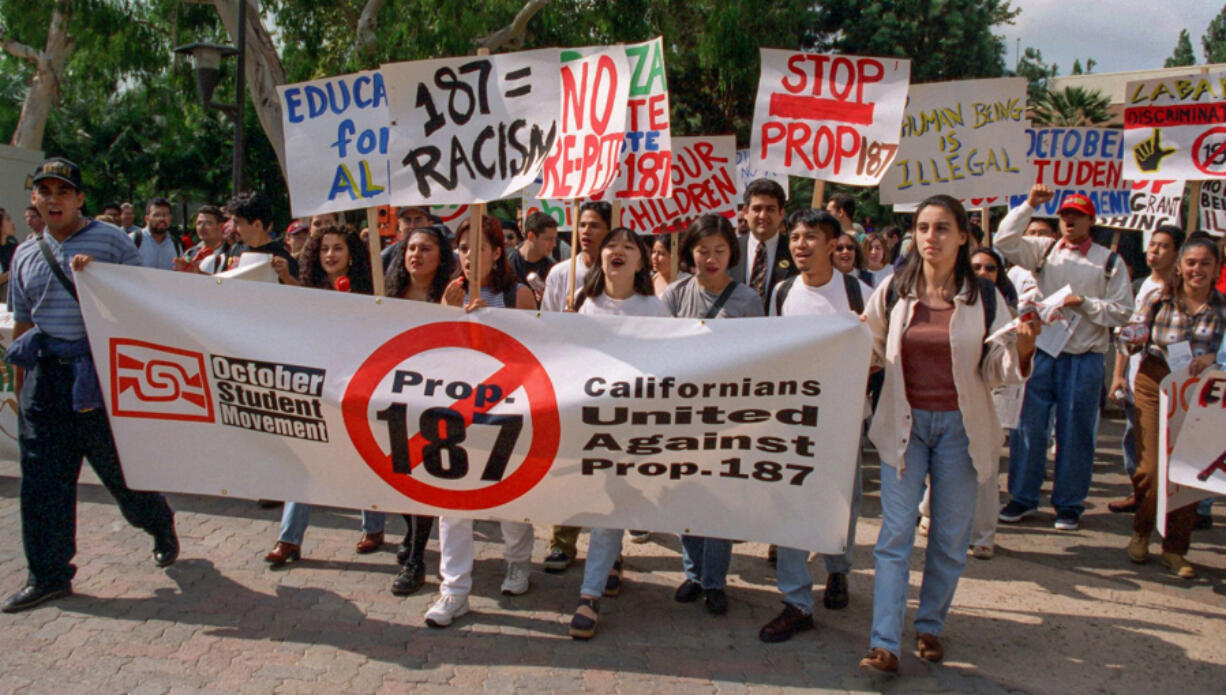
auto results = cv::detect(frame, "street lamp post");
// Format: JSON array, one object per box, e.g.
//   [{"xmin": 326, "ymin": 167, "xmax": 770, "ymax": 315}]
[{"xmin": 174, "ymin": 0, "xmax": 248, "ymax": 196}]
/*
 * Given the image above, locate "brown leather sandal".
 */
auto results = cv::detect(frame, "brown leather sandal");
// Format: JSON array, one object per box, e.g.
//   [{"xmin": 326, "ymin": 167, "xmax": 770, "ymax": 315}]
[
  {"xmin": 858, "ymin": 647, "xmax": 899, "ymax": 673},
  {"xmin": 917, "ymin": 632, "xmax": 944, "ymax": 662}
]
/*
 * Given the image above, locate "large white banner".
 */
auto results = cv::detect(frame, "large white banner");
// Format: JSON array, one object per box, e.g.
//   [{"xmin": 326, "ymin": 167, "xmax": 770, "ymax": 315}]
[
  {"xmin": 750, "ymin": 50, "xmax": 910, "ymax": 186},
  {"xmin": 879, "ymin": 77, "xmax": 1032, "ymax": 204},
  {"xmin": 383, "ymin": 49, "xmax": 560, "ymax": 205},
  {"xmin": 277, "ymin": 70, "xmax": 392, "ymax": 217},
  {"xmin": 1124, "ymin": 71, "xmax": 1226, "ymax": 181},
  {"xmin": 76, "ymin": 264, "xmax": 869, "ymax": 552}
]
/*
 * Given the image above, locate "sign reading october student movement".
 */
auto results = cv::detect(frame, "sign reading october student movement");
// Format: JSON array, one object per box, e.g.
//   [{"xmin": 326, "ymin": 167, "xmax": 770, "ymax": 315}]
[
  {"xmin": 879, "ymin": 77, "xmax": 1032, "ymax": 204},
  {"xmin": 621, "ymin": 136, "xmax": 738, "ymax": 234},
  {"xmin": 1007, "ymin": 127, "xmax": 1132, "ymax": 216},
  {"xmin": 382, "ymin": 49, "xmax": 560, "ymax": 205},
  {"xmin": 536, "ymin": 46, "xmax": 630, "ymax": 199},
  {"xmin": 277, "ymin": 70, "xmax": 392, "ymax": 217},
  {"xmin": 1124, "ymin": 71, "xmax": 1226, "ymax": 181},
  {"xmin": 750, "ymin": 49, "xmax": 910, "ymax": 186},
  {"xmin": 76, "ymin": 263, "xmax": 869, "ymax": 552}
]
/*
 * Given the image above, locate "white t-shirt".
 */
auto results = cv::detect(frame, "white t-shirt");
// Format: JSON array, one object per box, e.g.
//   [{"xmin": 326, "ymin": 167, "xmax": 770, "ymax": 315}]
[
  {"xmin": 868, "ymin": 265, "xmax": 894, "ymax": 288},
  {"xmin": 1126, "ymin": 276, "xmax": 1165, "ymax": 390},
  {"xmin": 579, "ymin": 292, "xmax": 669, "ymax": 317},
  {"xmin": 542, "ymin": 257, "xmax": 592, "ymax": 312},
  {"xmin": 768, "ymin": 273, "xmax": 873, "ymax": 317}
]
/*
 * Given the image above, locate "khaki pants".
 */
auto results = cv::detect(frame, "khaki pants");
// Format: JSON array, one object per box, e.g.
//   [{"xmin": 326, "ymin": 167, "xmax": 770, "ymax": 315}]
[{"xmin": 1131, "ymin": 356, "xmax": 1196, "ymax": 555}]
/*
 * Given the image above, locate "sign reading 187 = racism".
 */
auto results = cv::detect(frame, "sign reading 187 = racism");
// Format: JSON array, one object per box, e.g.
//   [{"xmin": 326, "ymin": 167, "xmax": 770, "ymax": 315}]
[
  {"xmin": 382, "ymin": 49, "xmax": 560, "ymax": 205},
  {"xmin": 536, "ymin": 45, "xmax": 630, "ymax": 199},
  {"xmin": 76, "ymin": 263, "xmax": 870, "ymax": 551},
  {"xmin": 1124, "ymin": 71, "xmax": 1226, "ymax": 181},
  {"xmin": 1008, "ymin": 128, "xmax": 1132, "ymax": 216},
  {"xmin": 879, "ymin": 77, "xmax": 1032, "ymax": 204},
  {"xmin": 277, "ymin": 70, "xmax": 391, "ymax": 217},
  {"xmin": 621, "ymin": 136, "xmax": 738, "ymax": 234},
  {"xmin": 751, "ymin": 49, "xmax": 910, "ymax": 186}
]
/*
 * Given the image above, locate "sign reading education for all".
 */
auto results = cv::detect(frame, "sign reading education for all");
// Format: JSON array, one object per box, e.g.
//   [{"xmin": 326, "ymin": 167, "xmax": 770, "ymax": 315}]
[
  {"xmin": 383, "ymin": 49, "xmax": 560, "ymax": 205},
  {"xmin": 537, "ymin": 45, "xmax": 630, "ymax": 200},
  {"xmin": 76, "ymin": 263, "xmax": 869, "ymax": 552},
  {"xmin": 750, "ymin": 50, "xmax": 910, "ymax": 186},
  {"xmin": 879, "ymin": 77, "xmax": 1031, "ymax": 204},
  {"xmin": 277, "ymin": 70, "xmax": 391, "ymax": 217},
  {"xmin": 1007, "ymin": 127, "xmax": 1132, "ymax": 216},
  {"xmin": 622, "ymin": 136, "xmax": 738, "ymax": 234},
  {"xmin": 1124, "ymin": 71, "xmax": 1226, "ymax": 181}
]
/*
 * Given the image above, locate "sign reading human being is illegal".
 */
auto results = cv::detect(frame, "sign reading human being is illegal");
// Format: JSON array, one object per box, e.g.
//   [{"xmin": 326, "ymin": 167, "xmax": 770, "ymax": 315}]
[
  {"xmin": 750, "ymin": 49, "xmax": 910, "ymax": 186},
  {"xmin": 75, "ymin": 263, "xmax": 869, "ymax": 552}
]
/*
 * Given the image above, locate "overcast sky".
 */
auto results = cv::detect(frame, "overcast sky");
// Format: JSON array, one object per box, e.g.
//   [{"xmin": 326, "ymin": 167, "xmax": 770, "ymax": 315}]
[{"xmin": 998, "ymin": 0, "xmax": 1224, "ymax": 74}]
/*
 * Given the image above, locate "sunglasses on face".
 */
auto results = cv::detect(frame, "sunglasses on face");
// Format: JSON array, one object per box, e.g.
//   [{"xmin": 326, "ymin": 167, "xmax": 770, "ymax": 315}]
[
  {"xmin": 971, "ymin": 262, "xmax": 997, "ymax": 272},
  {"xmin": 835, "ymin": 245, "xmax": 856, "ymax": 252}
]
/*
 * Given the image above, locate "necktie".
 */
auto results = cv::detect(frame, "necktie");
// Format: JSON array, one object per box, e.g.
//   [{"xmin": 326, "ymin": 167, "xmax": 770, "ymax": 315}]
[{"xmin": 750, "ymin": 241, "xmax": 768, "ymax": 299}]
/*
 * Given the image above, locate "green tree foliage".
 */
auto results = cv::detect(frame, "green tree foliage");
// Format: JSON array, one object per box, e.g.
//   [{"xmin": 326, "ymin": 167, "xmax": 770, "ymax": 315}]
[
  {"xmin": 1031, "ymin": 86, "xmax": 1112, "ymax": 127},
  {"xmin": 1015, "ymin": 46, "xmax": 1058, "ymax": 100},
  {"xmin": 1203, "ymin": 3, "xmax": 1226, "ymax": 64},
  {"xmin": 1166, "ymin": 28, "xmax": 1197, "ymax": 67}
]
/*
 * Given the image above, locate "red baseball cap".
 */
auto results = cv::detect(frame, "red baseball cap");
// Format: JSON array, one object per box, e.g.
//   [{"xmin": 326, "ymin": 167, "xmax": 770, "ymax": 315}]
[
  {"xmin": 1058, "ymin": 194, "xmax": 1095, "ymax": 218},
  {"xmin": 285, "ymin": 219, "xmax": 309, "ymax": 236}
]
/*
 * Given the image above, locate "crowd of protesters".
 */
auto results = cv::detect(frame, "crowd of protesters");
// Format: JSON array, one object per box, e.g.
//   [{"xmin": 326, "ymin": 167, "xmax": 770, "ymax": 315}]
[{"xmin": 4, "ymin": 156, "xmax": 1225, "ymax": 676}]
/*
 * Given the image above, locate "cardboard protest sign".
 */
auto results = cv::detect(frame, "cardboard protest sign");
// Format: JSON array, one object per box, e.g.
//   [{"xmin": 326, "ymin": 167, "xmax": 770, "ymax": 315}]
[
  {"xmin": 736, "ymin": 149, "xmax": 788, "ymax": 198},
  {"xmin": 0, "ymin": 312, "xmax": 19, "ymax": 461},
  {"xmin": 1157, "ymin": 367, "xmax": 1214, "ymax": 534},
  {"xmin": 1198, "ymin": 179, "xmax": 1226, "ymax": 235},
  {"xmin": 383, "ymin": 49, "xmax": 560, "ymax": 205},
  {"xmin": 891, "ymin": 195, "xmax": 1009, "ymax": 214},
  {"xmin": 1007, "ymin": 128, "xmax": 1132, "ymax": 216},
  {"xmin": 1123, "ymin": 71, "xmax": 1226, "ymax": 181},
  {"xmin": 750, "ymin": 50, "xmax": 910, "ymax": 186},
  {"xmin": 278, "ymin": 70, "xmax": 392, "ymax": 217},
  {"xmin": 1161, "ymin": 369, "xmax": 1226, "ymax": 533},
  {"xmin": 522, "ymin": 178, "xmax": 576, "ymax": 230},
  {"xmin": 77, "ymin": 263, "xmax": 869, "ymax": 551},
  {"xmin": 879, "ymin": 77, "xmax": 1031, "ymax": 204},
  {"xmin": 1096, "ymin": 180, "xmax": 1185, "ymax": 243},
  {"xmin": 537, "ymin": 46, "xmax": 630, "ymax": 200},
  {"xmin": 622, "ymin": 136, "xmax": 738, "ymax": 234},
  {"xmin": 606, "ymin": 37, "xmax": 673, "ymax": 200}
]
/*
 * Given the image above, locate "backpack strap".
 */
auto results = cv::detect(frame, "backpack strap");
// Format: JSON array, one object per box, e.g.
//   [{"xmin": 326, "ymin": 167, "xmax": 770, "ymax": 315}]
[
  {"xmin": 37, "ymin": 235, "xmax": 79, "ymax": 303},
  {"xmin": 130, "ymin": 230, "xmax": 143, "ymax": 248},
  {"xmin": 1104, "ymin": 251, "xmax": 1119, "ymax": 280},
  {"xmin": 572, "ymin": 290, "xmax": 587, "ymax": 311},
  {"xmin": 1034, "ymin": 238, "xmax": 1059, "ymax": 274},
  {"xmin": 502, "ymin": 285, "xmax": 517, "ymax": 309},
  {"xmin": 843, "ymin": 273, "xmax": 865, "ymax": 314},
  {"xmin": 978, "ymin": 278, "xmax": 999, "ymax": 363},
  {"xmin": 774, "ymin": 276, "xmax": 797, "ymax": 315},
  {"xmin": 705, "ymin": 281, "xmax": 740, "ymax": 319}
]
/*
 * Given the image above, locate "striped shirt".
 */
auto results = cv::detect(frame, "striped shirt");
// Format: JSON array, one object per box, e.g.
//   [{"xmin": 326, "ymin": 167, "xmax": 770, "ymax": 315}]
[{"xmin": 10, "ymin": 219, "xmax": 141, "ymax": 340}]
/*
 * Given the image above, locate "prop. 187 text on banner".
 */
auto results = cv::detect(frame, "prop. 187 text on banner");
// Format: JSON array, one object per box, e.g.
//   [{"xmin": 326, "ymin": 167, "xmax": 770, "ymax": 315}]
[{"xmin": 77, "ymin": 264, "xmax": 869, "ymax": 552}]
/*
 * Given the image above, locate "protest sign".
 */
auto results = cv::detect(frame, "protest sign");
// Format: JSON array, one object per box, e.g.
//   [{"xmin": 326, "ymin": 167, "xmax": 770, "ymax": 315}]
[
  {"xmin": 735, "ymin": 149, "xmax": 788, "ymax": 198},
  {"xmin": 879, "ymin": 77, "xmax": 1031, "ymax": 204},
  {"xmin": 77, "ymin": 263, "xmax": 869, "ymax": 551},
  {"xmin": 1162, "ymin": 369, "xmax": 1226, "ymax": 532},
  {"xmin": 1096, "ymin": 180, "xmax": 1185, "ymax": 243},
  {"xmin": 621, "ymin": 136, "xmax": 738, "ymax": 234},
  {"xmin": 1123, "ymin": 71, "xmax": 1226, "ymax": 181},
  {"xmin": 750, "ymin": 50, "xmax": 910, "ymax": 186},
  {"xmin": 607, "ymin": 37, "xmax": 673, "ymax": 200},
  {"xmin": 537, "ymin": 46, "xmax": 631, "ymax": 200},
  {"xmin": 383, "ymin": 49, "xmax": 560, "ymax": 205},
  {"xmin": 1157, "ymin": 367, "xmax": 1215, "ymax": 534},
  {"xmin": 431, "ymin": 204, "xmax": 470, "ymax": 230},
  {"xmin": 891, "ymin": 195, "xmax": 1009, "ymax": 214},
  {"xmin": 522, "ymin": 179, "xmax": 576, "ymax": 229},
  {"xmin": 277, "ymin": 70, "xmax": 392, "ymax": 217},
  {"xmin": 1007, "ymin": 127, "xmax": 1132, "ymax": 216},
  {"xmin": 1198, "ymin": 179, "xmax": 1226, "ymax": 235},
  {"xmin": 0, "ymin": 311, "xmax": 18, "ymax": 461}
]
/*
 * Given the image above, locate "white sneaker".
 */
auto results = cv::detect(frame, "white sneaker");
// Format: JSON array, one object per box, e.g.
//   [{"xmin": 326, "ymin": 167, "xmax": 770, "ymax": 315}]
[
  {"xmin": 500, "ymin": 561, "xmax": 531, "ymax": 596},
  {"xmin": 424, "ymin": 593, "xmax": 469, "ymax": 627}
]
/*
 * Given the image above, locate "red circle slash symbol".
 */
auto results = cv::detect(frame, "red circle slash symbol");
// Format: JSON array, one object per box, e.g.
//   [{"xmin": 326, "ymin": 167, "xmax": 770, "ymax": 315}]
[
  {"xmin": 1192, "ymin": 126, "xmax": 1226, "ymax": 176},
  {"xmin": 343, "ymin": 322, "xmax": 559, "ymax": 510}
]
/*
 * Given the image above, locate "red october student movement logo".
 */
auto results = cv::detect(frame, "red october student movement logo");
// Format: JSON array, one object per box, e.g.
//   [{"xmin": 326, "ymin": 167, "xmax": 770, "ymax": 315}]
[{"xmin": 109, "ymin": 338, "xmax": 215, "ymax": 422}]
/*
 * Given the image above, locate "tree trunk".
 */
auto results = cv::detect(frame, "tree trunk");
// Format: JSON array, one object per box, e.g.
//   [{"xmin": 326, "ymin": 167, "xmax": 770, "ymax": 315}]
[
  {"xmin": 210, "ymin": 0, "xmax": 288, "ymax": 179},
  {"xmin": 5, "ymin": 1, "xmax": 74, "ymax": 150},
  {"xmin": 355, "ymin": 0, "xmax": 385, "ymax": 62}
]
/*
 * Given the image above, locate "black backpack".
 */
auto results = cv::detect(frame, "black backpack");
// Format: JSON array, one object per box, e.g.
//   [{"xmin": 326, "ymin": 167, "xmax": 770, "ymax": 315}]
[
  {"xmin": 773, "ymin": 272, "xmax": 865, "ymax": 315},
  {"xmin": 131, "ymin": 229, "xmax": 184, "ymax": 256}
]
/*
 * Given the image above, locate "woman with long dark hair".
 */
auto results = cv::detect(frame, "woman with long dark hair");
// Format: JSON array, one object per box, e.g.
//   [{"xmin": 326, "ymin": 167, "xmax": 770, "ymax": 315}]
[
  {"xmin": 859, "ymin": 195, "xmax": 1038, "ymax": 672},
  {"xmin": 442, "ymin": 215, "xmax": 535, "ymax": 311},
  {"xmin": 1121, "ymin": 236, "xmax": 1225, "ymax": 579}
]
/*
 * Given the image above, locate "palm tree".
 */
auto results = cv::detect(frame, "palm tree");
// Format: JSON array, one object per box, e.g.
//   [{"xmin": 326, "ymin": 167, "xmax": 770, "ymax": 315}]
[{"xmin": 1030, "ymin": 87, "xmax": 1113, "ymax": 127}]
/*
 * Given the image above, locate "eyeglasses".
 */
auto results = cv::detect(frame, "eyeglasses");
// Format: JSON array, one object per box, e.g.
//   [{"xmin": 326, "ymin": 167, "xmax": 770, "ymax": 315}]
[{"xmin": 971, "ymin": 263, "xmax": 997, "ymax": 272}]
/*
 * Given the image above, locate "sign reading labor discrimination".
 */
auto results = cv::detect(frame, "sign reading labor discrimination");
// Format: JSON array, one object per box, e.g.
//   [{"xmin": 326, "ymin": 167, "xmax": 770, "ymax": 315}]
[
  {"xmin": 277, "ymin": 70, "xmax": 392, "ymax": 217},
  {"xmin": 1007, "ymin": 127, "xmax": 1132, "ymax": 216},
  {"xmin": 382, "ymin": 49, "xmax": 560, "ymax": 205},
  {"xmin": 1198, "ymin": 179, "xmax": 1226, "ymax": 235},
  {"xmin": 1123, "ymin": 71, "xmax": 1226, "ymax": 181},
  {"xmin": 750, "ymin": 49, "xmax": 910, "ymax": 186},
  {"xmin": 536, "ymin": 46, "xmax": 630, "ymax": 199},
  {"xmin": 735, "ymin": 149, "xmax": 788, "ymax": 198},
  {"xmin": 76, "ymin": 263, "xmax": 869, "ymax": 551},
  {"xmin": 621, "ymin": 136, "xmax": 738, "ymax": 234},
  {"xmin": 879, "ymin": 77, "xmax": 1032, "ymax": 204},
  {"xmin": 1162, "ymin": 369, "xmax": 1226, "ymax": 532},
  {"xmin": 1096, "ymin": 180, "xmax": 1186, "ymax": 243}
]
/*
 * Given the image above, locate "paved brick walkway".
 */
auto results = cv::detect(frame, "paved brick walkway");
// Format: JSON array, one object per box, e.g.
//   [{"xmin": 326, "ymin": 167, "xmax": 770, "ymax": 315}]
[{"xmin": 1, "ymin": 416, "xmax": 1223, "ymax": 694}]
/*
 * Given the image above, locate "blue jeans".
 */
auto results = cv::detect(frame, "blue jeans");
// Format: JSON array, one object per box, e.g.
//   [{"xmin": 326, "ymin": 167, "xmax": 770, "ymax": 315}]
[
  {"xmin": 870, "ymin": 409, "xmax": 977, "ymax": 656},
  {"xmin": 681, "ymin": 535, "xmax": 733, "ymax": 590},
  {"xmin": 580, "ymin": 527, "xmax": 624, "ymax": 597},
  {"xmin": 278, "ymin": 506, "xmax": 385, "ymax": 545},
  {"xmin": 776, "ymin": 450, "xmax": 862, "ymax": 611},
  {"xmin": 1121, "ymin": 402, "xmax": 1138, "ymax": 478},
  {"xmin": 1007, "ymin": 351, "xmax": 1104, "ymax": 516},
  {"xmin": 1198, "ymin": 498, "xmax": 1214, "ymax": 516}
]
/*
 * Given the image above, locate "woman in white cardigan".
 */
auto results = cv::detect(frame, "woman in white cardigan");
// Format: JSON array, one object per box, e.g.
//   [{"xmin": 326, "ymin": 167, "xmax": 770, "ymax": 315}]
[{"xmin": 858, "ymin": 194, "xmax": 1039, "ymax": 673}]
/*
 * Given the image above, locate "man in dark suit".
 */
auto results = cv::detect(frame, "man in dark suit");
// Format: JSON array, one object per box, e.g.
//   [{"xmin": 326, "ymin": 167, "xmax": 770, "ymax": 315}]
[{"xmin": 729, "ymin": 179, "xmax": 798, "ymax": 309}]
